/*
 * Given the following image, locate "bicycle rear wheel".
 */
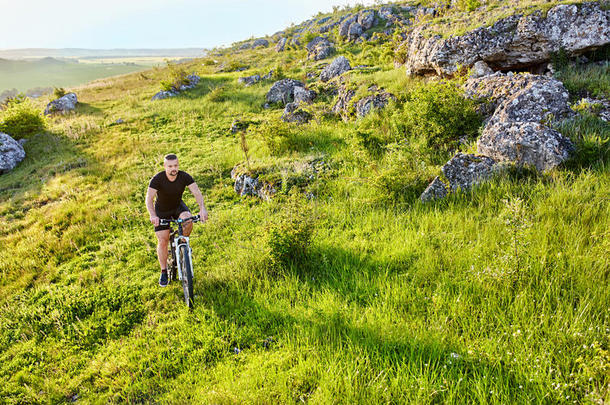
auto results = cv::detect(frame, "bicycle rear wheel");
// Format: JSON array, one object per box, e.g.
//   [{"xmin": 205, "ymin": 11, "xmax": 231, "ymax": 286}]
[{"xmin": 179, "ymin": 244, "xmax": 194, "ymax": 308}]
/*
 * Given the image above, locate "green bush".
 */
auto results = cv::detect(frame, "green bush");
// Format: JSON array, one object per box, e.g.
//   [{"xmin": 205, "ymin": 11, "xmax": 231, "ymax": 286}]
[
  {"xmin": 160, "ymin": 60, "xmax": 192, "ymax": 92},
  {"xmin": 371, "ymin": 144, "xmax": 433, "ymax": 203},
  {"xmin": 53, "ymin": 87, "xmax": 66, "ymax": 99},
  {"xmin": 255, "ymin": 120, "xmax": 310, "ymax": 155},
  {"xmin": 456, "ymin": 0, "xmax": 481, "ymax": 12},
  {"xmin": 393, "ymin": 80, "xmax": 482, "ymax": 151},
  {"xmin": 0, "ymin": 96, "xmax": 46, "ymax": 139},
  {"xmin": 266, "ymin": 190, "xmax": 315, "ymax": 268}
]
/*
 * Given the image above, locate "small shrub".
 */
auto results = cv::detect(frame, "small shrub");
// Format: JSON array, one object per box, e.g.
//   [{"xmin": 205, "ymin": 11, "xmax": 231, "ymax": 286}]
[
  {"xmin": 371, "ymin": 144, "xmax": 433, "ymax": 203},
  {"xmin": 266, "ymin": 190, "xmax": 315, "ymax": 268},
  {"xmin": 53, "ymin": 87, "xmax": 66, "ymax": 99},
  {"xmin": 255, "ymin": 120, "xmax": 308, "ymax": 155},
  {"xmin": 160, "ymin": 60, "xmax": 192, "ymax": 92},
  {"xmin": 0, "ymin": 96, "xmax": 46, "ymax": 139},
  {"xmin": 393, "ymin": 80, "xmax": 482, "ymax": 151},
  {"xmin": 456, "ymin": 0, "xmax": 481, "ymax": 12}
]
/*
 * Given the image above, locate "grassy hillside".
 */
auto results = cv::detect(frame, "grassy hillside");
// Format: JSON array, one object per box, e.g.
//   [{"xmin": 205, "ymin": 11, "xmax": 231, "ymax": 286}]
[{"xmin": 1, "ymin": 1, "xmax": 609, "ymax": 403}]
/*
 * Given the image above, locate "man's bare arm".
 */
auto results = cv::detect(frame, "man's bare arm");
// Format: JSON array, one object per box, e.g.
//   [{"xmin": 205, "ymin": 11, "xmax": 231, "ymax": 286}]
[
  {"xmin": 187, "ymin": 183, "xmax": 208, "ymax": 222},
  {"xmin": 146, "ymin": 187, "xmax": 160, "ymax": 226}
]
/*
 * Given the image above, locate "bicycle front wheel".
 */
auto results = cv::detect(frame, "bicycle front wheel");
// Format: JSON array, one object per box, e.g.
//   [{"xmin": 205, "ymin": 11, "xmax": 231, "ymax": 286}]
[{"xmin": 179, "ymin": 244, "xmax": 194, "ymax": 308}]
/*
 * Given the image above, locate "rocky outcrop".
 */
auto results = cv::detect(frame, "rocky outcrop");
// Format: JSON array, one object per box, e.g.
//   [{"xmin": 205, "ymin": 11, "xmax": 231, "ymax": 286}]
[
  {"xmin": 355, "ymin": 91, "xmax": 396, "ymax": 117},
  {"xmin": 44, "ymin": 93, "xmax": 77, "ymax": 115},
  {"xmin": 306, "ymin": 37, "xmax": 334, "ymax": 60},
  {"xmin": 420, "ymin": 153, "xmax": 497, "ymax": 201},
  {"xmin": 401, "ymin": 2, "xmax": 610, "ymax": 76},
  {"xmin": 332, "ymin": 86, "xmax": 355, "ymax": 117},
  {"xmin": 252, "ymin": 39, "xmax": 269, "ymax": 48},
  {"xmin": 238, "ymin": 75, "xmax": 261, "ymax": 86},
  {"xmin": 478, "ymin": 122, "xmax": 573, "ymax": 172},
  {"xmin": 266, "ymin": 79, "xmax": 305, "ymax": 105},
  {"xmin": 423, "ymin": 72, "xmax": 575, "ymax": 201},
  {"xmin": 281, "ymin": 103, "xmax": 312, "ymax": 124},
  {"xmin": 0, "ymin": 132, "xmax": 26, "ymax": 174},
  {"xmin": 231, "ymin": 168, "xmax": 277, "ymax": 201},
  {"xmin": 348, "ymin": 22, "xmax": 364, "ymax": 41},
  {"xmin": 358, "ymin": 10, "xmax": 377, "ymax": 30},
  {"xmin": 276, "ymin": 37, "xmax": 287, "ymax": 52},
  {"xmin": 293, "ymin": 87, "xmax": 316, "ymax": 104},
  {"xmin": 320, "ymin": 56, "xmax": 351, "ymax": 82},
  {"xmin": 339, "ymin": 16, "xmax": 358, "ymax": 38},
  {"xmin": 465, "ymin": 72, "xmax": 574, "ymax": 171},
  {"xmin": 151, "ymin": 75, "xmax": 200, "ymax": 100}
]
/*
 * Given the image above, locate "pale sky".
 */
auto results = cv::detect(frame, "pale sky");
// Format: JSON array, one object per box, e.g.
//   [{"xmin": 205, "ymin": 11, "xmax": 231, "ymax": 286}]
[{"xmin": 0, "ymin": 0, "xmax": 380, "ymax": 49}]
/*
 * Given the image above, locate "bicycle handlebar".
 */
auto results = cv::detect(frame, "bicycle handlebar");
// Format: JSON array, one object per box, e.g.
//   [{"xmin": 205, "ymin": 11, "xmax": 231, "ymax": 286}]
[{"xmin": 159, "ymin": 215, "xmax": 201, "ymax": 226}]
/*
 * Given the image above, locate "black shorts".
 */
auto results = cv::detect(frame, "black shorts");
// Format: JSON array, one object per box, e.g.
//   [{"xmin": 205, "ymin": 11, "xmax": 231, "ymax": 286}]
[{"xmin": 154, "ymin": 201, "xmax": 190, "ymax": 232}]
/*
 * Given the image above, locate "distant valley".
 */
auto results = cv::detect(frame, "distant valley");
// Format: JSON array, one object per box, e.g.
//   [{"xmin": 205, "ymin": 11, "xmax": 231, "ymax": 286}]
[{"xmin": 0, "ymin": 48, "xmax": 205, "ymax": 100}]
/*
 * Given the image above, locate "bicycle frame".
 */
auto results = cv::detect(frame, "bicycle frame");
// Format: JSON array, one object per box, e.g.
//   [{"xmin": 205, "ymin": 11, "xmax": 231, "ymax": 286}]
[{"xmin": 161, "ymin": 215, "xmax": 200, "ymax": 281}]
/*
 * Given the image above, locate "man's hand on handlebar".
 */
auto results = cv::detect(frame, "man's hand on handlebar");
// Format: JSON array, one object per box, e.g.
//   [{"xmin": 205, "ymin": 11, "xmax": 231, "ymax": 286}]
[
  {"xmin": 199, "ymin": 209, "xmax": 208, "ymax": 223},
  {"xmin": 150, "ymin": 215, "xmax": 160, "ymax": 227}
]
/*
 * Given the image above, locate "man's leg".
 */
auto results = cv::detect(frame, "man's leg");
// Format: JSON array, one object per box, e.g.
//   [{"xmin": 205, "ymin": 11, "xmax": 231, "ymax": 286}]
[
  {"xmin": 155, "ymin": 229, "xmax": 170, "ymax": 269},
  {"xmin": 179, "ymin": 211, "xmax": 194, "ymax": 237}
]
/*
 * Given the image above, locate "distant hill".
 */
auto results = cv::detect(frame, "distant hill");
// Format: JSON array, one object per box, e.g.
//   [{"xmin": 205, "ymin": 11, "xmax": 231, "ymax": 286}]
[{"xmin": 0, "ymin": 48, "xmax": 205, "ymax": 59}]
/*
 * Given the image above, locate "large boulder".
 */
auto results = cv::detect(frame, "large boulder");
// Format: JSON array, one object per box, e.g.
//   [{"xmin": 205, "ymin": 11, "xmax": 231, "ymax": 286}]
[
  {"xmin": 401, "ymin": 2, "xmax": 610, "ymax": 76},
  {"xmin": 306, "ymin": 37, "xmax": 334, "ymax": 60},
  {"xmin": 281, "ymin": 102, "xmax": 312, "ymax": 124},
  {"xmin": 320, "ymin": 56, "xmax": 351, "ymax": 82},
  {"xmin": 420, "ymin": 153, "xmax": 497, "ymax": 201},
  {"xmin": 465, "ymin": 73, "xmax": 572, "ymax": 123},
  {"xmin": 477, "ymin": 122, "xmax": 573, "ymax": 172},
  {"xmin": 466, "ymin": 72, "xmax": 574, "ymax": 171},
  {"xmin": 252, "ymin": 38, "xmax": 269, "ymax": 48},
  {"xmin": 44, "ymin": 92, "xmax": 77, "ymax": 115},
  {"xmin": 266, "ymin": 79, "xmax": 305, "ymax": 105},
  {"xmin": 151, "ymin": 90, "xmax": 177, "ymax": 101},
  {"xmin": 0, "ymin": 132, "xmax": 26, "ymax": 174}
]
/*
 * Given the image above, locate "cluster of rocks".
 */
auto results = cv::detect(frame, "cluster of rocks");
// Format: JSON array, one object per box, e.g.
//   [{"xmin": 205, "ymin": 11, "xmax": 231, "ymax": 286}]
[
  {"xmin": 333, "ymin": 84, "xmax": 396, "ymax": 121},
  {"xmin": 264, "ymin": 78, "xmax": 318, "ymax": 124},
  {"xmin": 230, "ymin": 156, "xmax": 330, "ymax": 200},
  {"xmin": 151, "ymin": 74, "xmax": 201, "ymax": 100},
  {"xmin": 231, "ymin": 167, "xmax": 277, "ymax": 201},
  {"xmin": 274, "ymin": 5, "xmax": 413, "ymax": 52},
  {"xmin": 421, "ymin": 72, "xmax": 575, "ymax": 201},
  {"xmin": 44, "ymin": 93, "xmax": 78, "ymax": 115},
  {"xmin": 306, "ymin": 37, "xmax": 334, "ymax": 61},
  {"xmin": 0, "ymin": 132, "xmax": 26, "ymax": 174},
  {"xmin": 239, "ymin": 38, "xmax": 269, "ymax": 50},
  {"xmin": 237, "ymin": 70, "xmax": 273, "ymax": 86},
  {"xmin": 400, "ymin": 2, "xmax": 610, "ymax": 76}
]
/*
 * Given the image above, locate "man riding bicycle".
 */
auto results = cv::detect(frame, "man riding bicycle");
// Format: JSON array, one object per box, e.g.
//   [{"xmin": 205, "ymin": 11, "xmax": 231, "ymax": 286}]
[{"xmin": 146, "ymin": 154, "xmax": 208, "ymax": 287}]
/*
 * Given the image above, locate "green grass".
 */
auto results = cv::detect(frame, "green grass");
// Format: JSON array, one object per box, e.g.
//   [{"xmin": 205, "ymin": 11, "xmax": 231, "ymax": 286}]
[{"xmin": 0, "ymin": 5, "xmax": 609, "ymax": 404}]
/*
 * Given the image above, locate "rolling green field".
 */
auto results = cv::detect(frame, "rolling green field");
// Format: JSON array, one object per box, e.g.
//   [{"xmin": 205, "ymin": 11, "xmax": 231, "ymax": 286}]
[
  {"xmin": 1, "ymin": 1, "xmax": 609, "ymax": 403},
  {"xmin": 0, "ymin": 58, "xmax": 153, "ymax": 95}
]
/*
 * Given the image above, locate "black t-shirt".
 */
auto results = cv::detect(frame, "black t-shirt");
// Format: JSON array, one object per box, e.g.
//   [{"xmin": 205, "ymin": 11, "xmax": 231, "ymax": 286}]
[{"xmin": 148, "ymin": 170, "xmax": 195, "ymax": 212}]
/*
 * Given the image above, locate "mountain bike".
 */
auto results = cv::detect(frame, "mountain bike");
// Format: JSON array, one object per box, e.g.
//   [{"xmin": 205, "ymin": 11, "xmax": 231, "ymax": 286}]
[{"xmin": 160, "ymin": 215, "xmax": 200, "ymax": 308}]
